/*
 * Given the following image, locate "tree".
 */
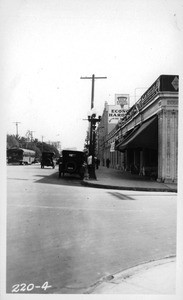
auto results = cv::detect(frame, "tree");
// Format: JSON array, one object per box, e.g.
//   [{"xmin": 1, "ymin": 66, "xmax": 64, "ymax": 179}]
[
  {"xmin": 6, "ymin": 134, "xmax": 60, "ymax": 159},
  {"xmin": 7, "ymin": 135, "xmax": 19, "ymax": 149},
  {"xmin": 18, "ymin": 136, "xmax": 27, "ymax": 148},
  {"xmin": 36, "ymin": 142, "xmax": 59, "ymax": 158}
]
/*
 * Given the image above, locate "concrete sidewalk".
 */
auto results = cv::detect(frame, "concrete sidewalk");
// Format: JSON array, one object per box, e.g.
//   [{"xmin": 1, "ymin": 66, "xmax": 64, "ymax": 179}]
[
  {"xmin": 82, "ymin": 166, "xmax": 177, "ymax": 192},
  {"xmin": 87, "ymin": 257, "xmax": 176, "ymax": 294},
  {"xmin": 82, "ymin": 167, "xmax": 177, "ymax": 294}
]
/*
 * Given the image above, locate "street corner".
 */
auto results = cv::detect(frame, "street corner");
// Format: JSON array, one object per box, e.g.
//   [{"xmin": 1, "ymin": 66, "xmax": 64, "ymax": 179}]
[
  {"xmin": 81, "ymin": 178, "xmax": 177, "ymax": 192},
  {"xmin": 87, "ymin": 256, "xmax": 176, "ymax": 294}
]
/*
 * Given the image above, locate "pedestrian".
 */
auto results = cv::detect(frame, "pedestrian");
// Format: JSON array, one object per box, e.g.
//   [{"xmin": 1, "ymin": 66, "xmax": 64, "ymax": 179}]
[
  {"xmin": 95, "ymin": 157, "xmax": 100, "ymax": 169},
  {"xmin": 97, "ymin": 158, "xmax": 100, "ymax": 168},
  {"xmin": 87, "ymin": 154, "xmax": 92, "ymax": 177},
  {"xmin": 106, "ymin": 158, "xmax": 110, "ymax": 168}
]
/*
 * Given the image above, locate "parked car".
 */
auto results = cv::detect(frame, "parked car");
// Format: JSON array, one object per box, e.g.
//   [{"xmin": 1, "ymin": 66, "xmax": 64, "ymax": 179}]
[
  {"xmin": 58, "ymin": 150, "xmax": 86, "ymax": 179},
  {"xmin": 41, "ymin": 151, "xmax": 55, "ymax": 168}
]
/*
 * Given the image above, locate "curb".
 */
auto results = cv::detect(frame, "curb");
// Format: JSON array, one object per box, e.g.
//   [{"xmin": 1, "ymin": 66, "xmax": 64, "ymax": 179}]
[
  {"xmin": 85, "ymin": 256, "xmax": 176, "ymax": 294},
  {"xmin": 81, "ymin": 180, "xmax": 177, "ymax": 193}
]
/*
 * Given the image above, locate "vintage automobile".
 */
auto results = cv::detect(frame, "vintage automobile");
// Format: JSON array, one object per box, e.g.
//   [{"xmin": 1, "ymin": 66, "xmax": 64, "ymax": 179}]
[
  {"xmin": 7, "ymin": 148, "xmax": 36, "ymax": 165},
  {"xmin": 41, "ymin": 151, "xmax": 55, "ymax": 169},
  {"xmin": 58, "ymin": 150, "xmax": 86, "ymax": 179}
]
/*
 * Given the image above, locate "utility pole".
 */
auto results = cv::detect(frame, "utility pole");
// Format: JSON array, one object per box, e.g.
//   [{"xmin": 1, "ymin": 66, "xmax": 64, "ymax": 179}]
[
  {"xmin": 80, "ymin": 74, "xmax": 107, "ymax": 109},
  {"xmin": 41, "ymin": 136, "xmax": 44, "ymax": 153},
  {"xmin": 30, "ymin": 131, "xmax": 35, "ymax": 142},
  {"xmin": 80, "ymin": 74, "xmax": 107, "ymax": 179},
  {"xmin": 13, "ymin": 122, "xmax": 21, "ymax": 137}
]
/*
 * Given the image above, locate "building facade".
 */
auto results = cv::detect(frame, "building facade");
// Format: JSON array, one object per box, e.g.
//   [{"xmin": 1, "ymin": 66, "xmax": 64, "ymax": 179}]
[
  {"xmin": 97, "ymin": 75, "xmax": 179, "ymax": 183},
  {"xmin": 97, "ymin": 94, "xmax": 130, "ymax": 167}
]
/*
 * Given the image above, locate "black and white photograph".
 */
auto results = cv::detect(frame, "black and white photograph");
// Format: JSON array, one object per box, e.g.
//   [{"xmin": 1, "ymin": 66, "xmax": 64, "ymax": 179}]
[{"xmin": 1, "ymin": 0, "xmax": 183, "ymax": 299}]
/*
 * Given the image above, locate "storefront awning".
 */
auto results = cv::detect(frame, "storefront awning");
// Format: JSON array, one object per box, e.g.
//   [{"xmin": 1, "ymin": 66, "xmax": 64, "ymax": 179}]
[{"xmin": 117, "ymin": 115, "xmax": 158, "ymax": 151}]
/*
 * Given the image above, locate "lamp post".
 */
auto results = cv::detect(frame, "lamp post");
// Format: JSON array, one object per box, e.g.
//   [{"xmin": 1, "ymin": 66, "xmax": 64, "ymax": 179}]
[
  {"xmin": 81, "ymin": 74, "xmax": 106, "ymax": 179},
  {"xmin": 87, "ymin": 109, "xmax": 101, "ymax": 180}
]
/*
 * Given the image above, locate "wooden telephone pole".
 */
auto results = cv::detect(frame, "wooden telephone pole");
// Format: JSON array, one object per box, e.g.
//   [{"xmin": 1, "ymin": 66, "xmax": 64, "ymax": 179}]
[
  {"xmin": 80, "ymin": 74, "xmax": 107, "ymax": 109},
  {"xmin": 13, "ymin": 122, "xmax": 21, "ymax": 137},
  {"xmin": 80, "ymin": 74, "xmax": 107, "ymax": 179}
]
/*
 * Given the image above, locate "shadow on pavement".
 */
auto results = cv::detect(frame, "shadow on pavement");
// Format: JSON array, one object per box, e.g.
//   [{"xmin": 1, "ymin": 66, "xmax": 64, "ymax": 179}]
[
  {"xmin": 107, "ymin": 191, "xmax": 135, "ymax": 200},
  {"xmin": 34, "ymin": 171, "xmax": 84, "ymax": 187}
]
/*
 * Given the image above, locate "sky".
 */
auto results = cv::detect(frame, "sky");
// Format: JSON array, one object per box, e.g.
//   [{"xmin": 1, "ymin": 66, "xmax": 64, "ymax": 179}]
[{"xmin": 1, "ymin": 0, "xmax": 183, "ymax": 151}]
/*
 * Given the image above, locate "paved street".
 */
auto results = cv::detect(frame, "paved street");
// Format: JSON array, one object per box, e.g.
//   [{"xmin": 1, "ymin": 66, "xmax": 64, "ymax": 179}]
[{"xmin": 6, "ymin": 164, "xmax": 177, "ymax": 294}]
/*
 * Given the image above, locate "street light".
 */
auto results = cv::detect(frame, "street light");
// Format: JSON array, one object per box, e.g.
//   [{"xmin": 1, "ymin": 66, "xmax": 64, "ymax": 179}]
[{"xmin": 87, "ymin": 108, "xmax": 101, "ymax": 180}]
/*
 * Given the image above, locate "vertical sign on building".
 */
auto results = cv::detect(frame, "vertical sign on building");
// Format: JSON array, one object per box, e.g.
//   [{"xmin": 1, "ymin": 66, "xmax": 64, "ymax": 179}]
[
  {"xmin": 115, "ymin": 94, "xmax": 130, "ymax": 109},
  {"xmin": 108, "ymin": 94, "xmax": 130, "ymax": 124},
  {"xmin": 110, "ymin": 141, "xmax": 115, "ymax": 152}
]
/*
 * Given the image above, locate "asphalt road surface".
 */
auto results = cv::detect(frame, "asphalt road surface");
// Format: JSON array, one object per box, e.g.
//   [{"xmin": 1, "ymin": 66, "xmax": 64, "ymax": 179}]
[{"xmin": 6, "ymin": 164, "xmax": 177, "ymax": 294}]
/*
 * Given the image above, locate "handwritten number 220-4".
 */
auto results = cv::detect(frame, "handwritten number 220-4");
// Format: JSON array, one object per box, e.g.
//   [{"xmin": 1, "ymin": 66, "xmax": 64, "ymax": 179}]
[{"xmin": 12, "ymin": 282, "xmax": 51, "ymax": 292}]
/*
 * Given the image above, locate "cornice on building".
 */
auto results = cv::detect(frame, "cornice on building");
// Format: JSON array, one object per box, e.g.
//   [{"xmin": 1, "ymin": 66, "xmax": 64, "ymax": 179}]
[{"xmin": 98, "ymin": 75, "xmax": 179, "ymax": 147}]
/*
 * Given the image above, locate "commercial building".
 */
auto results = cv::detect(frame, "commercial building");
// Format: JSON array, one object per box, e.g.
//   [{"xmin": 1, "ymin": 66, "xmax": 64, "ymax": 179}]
[
  {"xmin": 97, "ymin": 75, "xmax": 179, "ymax": 183},
  {"xmin": 97, "ymin": 94, "xmax": 130, "ymax": 167}
]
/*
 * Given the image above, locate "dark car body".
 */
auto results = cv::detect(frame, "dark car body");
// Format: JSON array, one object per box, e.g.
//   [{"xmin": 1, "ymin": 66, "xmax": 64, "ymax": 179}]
[
  {"xmin": 41, "ymin": 152, "xmax": 55, "ymax": 168},
  {"xmin": 7, "ymin": 148, "xmax": 36, "ymax": 165},
  {"xmin": 58, "ymin": 150, "xmax": 86, "ymax": 179}
]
